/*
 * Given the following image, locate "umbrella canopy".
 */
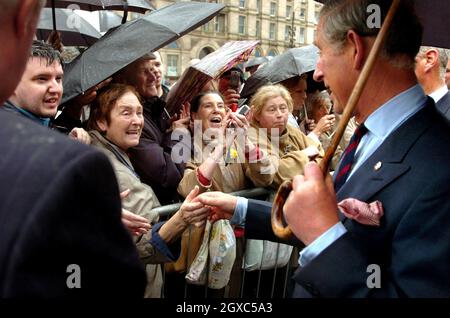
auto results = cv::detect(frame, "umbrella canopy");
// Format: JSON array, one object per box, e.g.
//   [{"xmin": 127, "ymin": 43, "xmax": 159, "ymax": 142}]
[
  {"xmin": 45, "ymin": 0, "xmax": 154, "ymax": 13},
  {"xmin": 98, "ymin": 10, "xmax": 124, "ymax": 33},
  {"xmin": 36, "ymin": 8, "xmax": 101, "ymax": 47},
  {"xmin": 62, "ymin": 1, "xmax": 225, "ymax": 104},
  {"xmin": 166, "ymin": 40, "xmax": 260, "ymax": 115},
  {"xmin": 314, "ymin": 0, "xmax": 450, "ymax": 49},
  {"xmin": 240, "ymin": 45, "xmax": 319, "ymax": 98},
  {"xmin": 245, "ymin": 56, "xmax": 269, "ymax": 69},
  {"xmin": 46, "ymin": 0, "xmax": 155, "ymax": 31}
]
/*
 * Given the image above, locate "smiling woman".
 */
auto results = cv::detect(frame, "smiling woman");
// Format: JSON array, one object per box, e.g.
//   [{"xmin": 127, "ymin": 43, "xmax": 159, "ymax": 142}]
[{"xmin": 87, "ymin": 84, "xmax": 211, "ymax": 298}]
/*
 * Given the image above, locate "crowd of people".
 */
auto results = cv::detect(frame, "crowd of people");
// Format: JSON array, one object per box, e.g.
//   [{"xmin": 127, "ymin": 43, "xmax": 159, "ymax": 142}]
[{"xmin": 0, "ymin": 0, "xmax": 449, "ymax": 298}]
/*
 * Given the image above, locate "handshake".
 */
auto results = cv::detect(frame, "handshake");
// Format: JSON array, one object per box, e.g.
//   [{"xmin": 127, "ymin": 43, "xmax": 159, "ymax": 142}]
[{"xmin": 121, "ymin": 186, "xmax": 238, "ymax": 237}]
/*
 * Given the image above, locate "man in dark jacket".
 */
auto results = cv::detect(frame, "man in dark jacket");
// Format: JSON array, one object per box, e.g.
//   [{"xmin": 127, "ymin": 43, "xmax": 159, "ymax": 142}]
[
  {"xmin": 0, "ymin": 0, "xmax": 146, "ymax": 297},
  {"xmin": 197, "ymin": 0, "xmax": 450, "ymax": 298}
]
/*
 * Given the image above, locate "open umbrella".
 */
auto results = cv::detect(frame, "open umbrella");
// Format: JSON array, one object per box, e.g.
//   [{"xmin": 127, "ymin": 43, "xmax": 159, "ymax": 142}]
[
  {"xmin": 98, "ymin": 11, "xmax": 125, "ymax": 33},
  {"xmin": 166, "ymin": 40, "xmax": 260, "ymax": 115},
  {"xmin": 36, "ymin": 8, "xmax": 101, "ymax": 47},
  {"xmin": 240, "ymin": 45, "xmax": 319, "ymax": 98},
  {"xmin": 46, "ymin": 0, "xmax": 155, "ymax": 31},
  {"xmin": 62, "ymin": 1, "xmax": 225, "ymax": 104}
]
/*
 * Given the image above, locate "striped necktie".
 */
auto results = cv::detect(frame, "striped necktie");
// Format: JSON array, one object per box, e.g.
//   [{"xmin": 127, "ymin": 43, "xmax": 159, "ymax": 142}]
[{"xmin": 334, "ymin": 124, "xmax": 368, "ymax": 192}]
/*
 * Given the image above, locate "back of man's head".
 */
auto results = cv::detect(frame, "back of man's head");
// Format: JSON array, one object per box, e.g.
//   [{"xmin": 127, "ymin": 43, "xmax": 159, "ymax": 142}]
[
  {"xmin": 320, "ymin": 0, "xmax": 423, "ymax": 69},
  {"xmin": 0, "ymin": 0, "xmax": 44, "ymax": 104}
]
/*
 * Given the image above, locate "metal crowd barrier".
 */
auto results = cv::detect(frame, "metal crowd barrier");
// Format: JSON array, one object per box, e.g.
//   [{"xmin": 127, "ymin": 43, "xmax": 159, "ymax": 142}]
[{"xmin": 152, "ymin": 187, "xmax": 298, "ymax": 299}]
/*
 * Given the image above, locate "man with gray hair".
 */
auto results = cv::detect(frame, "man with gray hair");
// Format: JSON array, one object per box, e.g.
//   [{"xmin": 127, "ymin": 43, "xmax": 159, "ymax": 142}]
[
  {"xmin": 196, "ymin": 0, "xmax": 450, "ymax": 297},
  {"xmin": 0, "ymin": 0, "xmax": 145, "ymax": 297},
  {"xmin": 415, "ymin": 46, "xmax": 450, "ymax": 119}
]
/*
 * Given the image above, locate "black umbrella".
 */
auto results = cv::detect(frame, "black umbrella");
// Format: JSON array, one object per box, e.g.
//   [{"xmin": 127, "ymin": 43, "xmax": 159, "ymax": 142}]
[
  {"xmin": 62, "ymin": 1, "xmax": 225, "ymax": 104},
  {"xmin": 46, "ymin": 0, "xmax": 155, "ymax": 31},
  {"xmin": 36, "ymin": 8, "xmax": 101, "ymax": 47},
  {"xmin": 240, "ymin": 45, "xmax": 319, "ymax": 98},
  {"xmin": 313, "ymin": 0, "xmax": 450, "ymax": 49}
]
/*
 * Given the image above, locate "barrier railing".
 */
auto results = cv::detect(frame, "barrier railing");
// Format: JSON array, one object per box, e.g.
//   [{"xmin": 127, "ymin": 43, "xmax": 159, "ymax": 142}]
[{"xmin": 154, "ymin": 187, "xmax": 298, "ymax": 299}]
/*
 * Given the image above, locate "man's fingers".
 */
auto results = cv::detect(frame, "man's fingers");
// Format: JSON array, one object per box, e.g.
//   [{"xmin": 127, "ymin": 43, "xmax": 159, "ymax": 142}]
[
  {"xmin": 292, "ymin": 174, "xmax": 305, "ymax": 189},
  {"xmin": 303, "ymin": 162, "xmax": 325, "ymax": 182}
]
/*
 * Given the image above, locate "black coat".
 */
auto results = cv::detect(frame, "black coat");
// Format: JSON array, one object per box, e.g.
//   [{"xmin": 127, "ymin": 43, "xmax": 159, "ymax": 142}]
[
  {"xmin": 245, "ymin": 103, "xmax": 450, "ymax": 298},
  {"xmin": 436, "ymin": 91, "xmax": 450, "ymax": 120},
  {"xmin": 0, "ymin": 110, "xmax": 146, "ymax": 297}
]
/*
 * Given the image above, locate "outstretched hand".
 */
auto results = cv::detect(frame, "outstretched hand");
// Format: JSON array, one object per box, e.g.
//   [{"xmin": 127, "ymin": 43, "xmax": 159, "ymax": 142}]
[
  {"xmin": 179, "ymin": 186, "xmax": 210, "ymax": 227},
  {"xmin": 195, "ymin": 191, "xmax": 238, "ymax": 223}
]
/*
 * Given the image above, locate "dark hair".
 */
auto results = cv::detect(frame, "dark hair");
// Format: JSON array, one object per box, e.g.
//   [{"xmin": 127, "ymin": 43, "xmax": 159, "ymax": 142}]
[
  {"xmin": 88, "ymin": 84, "xmax": 142, "ymax": 132},
  {"xmin": 31, "ymin": 40, "xmax": 62, "ymax": 66},
  {"xmin": 190, "ymin": 91, "xmax": 223, "ymax": 113},
  {"xmin": 320, "ymin": 0, "xmax": 423, "ymax": 68}
]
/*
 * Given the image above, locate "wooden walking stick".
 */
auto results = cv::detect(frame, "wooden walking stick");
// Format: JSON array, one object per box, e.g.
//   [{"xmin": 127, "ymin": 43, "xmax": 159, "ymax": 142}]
[{"xmin": 271, "ymin": 0, "xmax": 401, "ymax": 240}]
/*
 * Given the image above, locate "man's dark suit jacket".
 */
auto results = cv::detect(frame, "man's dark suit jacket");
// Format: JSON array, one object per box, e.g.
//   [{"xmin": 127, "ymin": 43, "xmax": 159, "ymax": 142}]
[
  {"xmin": 244, "ymin": 102, "xmax": 450, "ymax": 297},
  {"xmin": 436, "ymin": 91, "xmax": 450, "ymax": 120},
  {"xmin": 0, "ymin": 110, "xmax": 146, "ymax": 297}
]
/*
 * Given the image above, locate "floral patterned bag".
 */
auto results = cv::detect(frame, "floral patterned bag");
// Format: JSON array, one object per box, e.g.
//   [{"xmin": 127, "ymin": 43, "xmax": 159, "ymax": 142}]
[{"xmin": 185, "ymin": 220, "xmax": 236, "ymax": 289}]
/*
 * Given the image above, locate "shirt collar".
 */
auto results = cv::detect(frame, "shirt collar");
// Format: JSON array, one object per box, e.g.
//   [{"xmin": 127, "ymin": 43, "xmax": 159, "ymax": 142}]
[
  {"xmin": 364, "ymin": 84, "xmax": 427, "ymax": 139},
  {"xmin": 429, "ymin": 85, "xmax": 449, "ymax": 103},
  {"xmin": 6, "ymin": 100, "xmax": 51, "ymax": 127}
]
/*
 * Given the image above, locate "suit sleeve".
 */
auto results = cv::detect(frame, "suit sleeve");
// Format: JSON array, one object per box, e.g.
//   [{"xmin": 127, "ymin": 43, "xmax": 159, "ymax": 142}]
[
  {"xmin": 245, "ymin": 199, "xmax": 303, "ymax": 247},
  {"xmin": 5, "ymin": 150, "xmax": 146, "ymax": 297},
  {"xmin": 294, "ymin": 180, "xmax": 450, "ymax": 298}
]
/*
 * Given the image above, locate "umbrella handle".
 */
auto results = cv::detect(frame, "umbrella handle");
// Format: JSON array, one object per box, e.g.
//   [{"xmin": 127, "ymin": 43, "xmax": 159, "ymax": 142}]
[
  {"xmin": 122, "ymin": 0, "xmax": 129, "ymax": 24},
  {"xmin": 270, "ymin": 0, "xmax": 401, "ymax": 240},
  {"xmin": 51, "ymin": 0, "xmax": 57, "ymax": 31}
]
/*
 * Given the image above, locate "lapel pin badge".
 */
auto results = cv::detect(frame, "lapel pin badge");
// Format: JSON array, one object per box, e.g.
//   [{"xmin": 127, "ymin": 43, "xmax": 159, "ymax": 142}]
[{"xmin": 374, "ymin": 161, "xmax": 382, "ymax": 171}]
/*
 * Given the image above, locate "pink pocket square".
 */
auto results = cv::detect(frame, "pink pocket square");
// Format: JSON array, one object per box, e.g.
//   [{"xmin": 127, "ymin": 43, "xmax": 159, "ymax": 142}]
[{"xmin": 338, "ymin": 198, "xmax": 384, "ymax": 226}]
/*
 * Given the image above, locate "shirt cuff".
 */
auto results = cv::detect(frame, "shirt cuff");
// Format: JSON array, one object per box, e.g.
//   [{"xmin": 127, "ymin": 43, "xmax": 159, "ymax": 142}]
[
  {"xmin": 307, "ymin": 132, "xmax": 320, "ymax": 143},
  {"xmin": 148, "ymin": 221, "xmax": 178, "ymax": 262},
  {"xmin": 230, "ymin": 197, "xmax": 248, "ymax": 227},
  {"xmin": 299, "ymin": 222, "xmax": 347, "ymax": 267}
]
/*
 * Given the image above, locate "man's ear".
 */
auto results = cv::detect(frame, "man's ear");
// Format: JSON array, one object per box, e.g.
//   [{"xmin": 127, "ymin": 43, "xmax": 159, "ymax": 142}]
[
  {"xmin": 346, "ymin": 30, "xmax": 366, "ymax": 71},
  {"xmin": 15, "ymin": 0, "xmax": 42, "ymax": 38},
  {"xmin": 423, "ymin": 49, "xmax": 439, "ymax": 72}
]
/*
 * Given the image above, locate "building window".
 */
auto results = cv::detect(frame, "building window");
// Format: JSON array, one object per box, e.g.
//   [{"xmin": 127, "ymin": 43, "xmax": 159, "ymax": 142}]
[
  {"xmin": 269, "ymin": 22, "xmax": 276, "ymax": 40},
  {"xmin": 166, "ymin": 41, "xmax": 179, "ymax": 49},
  {"xmin": 300, "ymin": 8, "xmax": 306, "ymax": 20},
  {"xmin": 238, "ymin": 15, "xmax": 246, "ymax": 35},
  {"xmin": 254, "ymin": 47, "xmax": 262, "ymax": 57},
  {"xmin": 256, "ymin": 0, "xmax": 261, "ymax": 13},
  {"xmin": 166, "ymin": 54, "xmax": 178, "ymax": 77},
  {"xmin": 199, "ymin": 47, "xmax": 214, "ymax": 59},
  {"xmin": 299, "ymin": 27, "xmax": 305, "ymax": 44},
  {"xmin": 239, "ymin": 0, "xmax": 245, "ymax": 8},
  {"xmin": 286, "ymin": 5, "xmax": 292, "ymax": 18},
  {"xmin": 270, "ymin": 2, "xmax": 276, "ymax": 16},
  {"xmin": 285, "ymin": 25, "xmax": 291, "ymax": 41},
  {"xmin": 268, "ymin": 49, "xmax": 277, "ymax": 57},
  {"xmin": 202, "ymin": 21, "xmax": 211, "ymax": 32},
  {"xmin": 215, "ymin": 14, "xmax": 225, "ymax": 33},
  {"xmin": 314, "ymin": 10, "xmax": 320, "ymax": 23}
]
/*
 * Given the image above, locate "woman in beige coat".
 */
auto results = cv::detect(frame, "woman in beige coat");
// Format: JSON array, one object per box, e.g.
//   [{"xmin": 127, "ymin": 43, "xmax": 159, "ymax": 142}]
[
  {"xmin": 88, "ymin": 84, "xmax": 209, "ymax": 297},
  {"xmin": 248, "ymin": 84, "xmax": 324, "ymax": 189},
  {"xmin": 175, "ymin": 91, "xmax": 274, "ymax": 297}
]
